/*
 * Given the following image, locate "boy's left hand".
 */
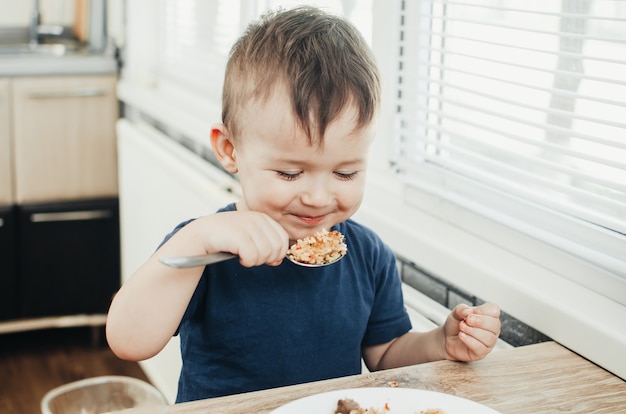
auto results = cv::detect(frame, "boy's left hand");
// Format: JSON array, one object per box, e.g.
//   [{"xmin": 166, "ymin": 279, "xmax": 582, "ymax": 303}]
[{"xmin": 442, "ymin": 302, "xmax": 501, "ymax": 362}]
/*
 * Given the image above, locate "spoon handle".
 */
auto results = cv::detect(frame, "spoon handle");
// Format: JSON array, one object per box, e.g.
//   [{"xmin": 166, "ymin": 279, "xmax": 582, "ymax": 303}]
[{"xmin": 159, "ymin": 252, "xmax": 237, "ymax": 268}]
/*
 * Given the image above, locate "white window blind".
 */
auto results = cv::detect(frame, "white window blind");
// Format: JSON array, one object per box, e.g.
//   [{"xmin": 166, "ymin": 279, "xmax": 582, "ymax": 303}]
[
  {"xmin": 159, "ymin": 0, "xmax": 247, "ymax": 98},
  {"xmin": 395, "ymin": 0, "xmax": 626, "ymax": 303}
]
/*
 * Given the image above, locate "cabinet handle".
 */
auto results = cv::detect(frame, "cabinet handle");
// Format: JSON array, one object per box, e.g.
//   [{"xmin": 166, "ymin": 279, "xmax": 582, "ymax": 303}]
[
  {"xmin": 30, "ymin": 210, "xmax": 112, "ymax": 223},
  {"xmin": 27, "ymin": 87, "xmax": 108, "ymax": 99}
]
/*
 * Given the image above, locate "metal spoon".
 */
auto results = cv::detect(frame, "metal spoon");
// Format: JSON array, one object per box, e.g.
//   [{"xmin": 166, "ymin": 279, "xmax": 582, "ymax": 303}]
[
  {"xmin": 159, "ymin": 251, "xmax": 345, "ymax": 269},
  {"xmin": 159, "ymin": 252, "xmax": 237, "ymax": 268}
]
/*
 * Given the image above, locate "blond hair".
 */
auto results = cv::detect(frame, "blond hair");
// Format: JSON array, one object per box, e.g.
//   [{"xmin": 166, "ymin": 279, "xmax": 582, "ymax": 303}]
[{"xmin": 222, "ymin": 6, "xmax": 381, "ymax": 145}]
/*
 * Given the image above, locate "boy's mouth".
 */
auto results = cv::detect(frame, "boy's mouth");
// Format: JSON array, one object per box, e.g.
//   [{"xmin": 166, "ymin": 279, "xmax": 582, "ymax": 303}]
[
  {"xmin": 293, "ymin": 214, "xmax": 328, "ymax": 227},
  {"xmin": 294, "ymin": 214, "xmax": 327, "ymax": 226}
]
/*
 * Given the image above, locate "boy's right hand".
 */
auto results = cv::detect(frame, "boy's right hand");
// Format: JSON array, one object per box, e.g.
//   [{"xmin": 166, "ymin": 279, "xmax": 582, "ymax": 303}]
[{"xmin": 195, "ymin": 211, "xmax": 290, "ymax": 267}]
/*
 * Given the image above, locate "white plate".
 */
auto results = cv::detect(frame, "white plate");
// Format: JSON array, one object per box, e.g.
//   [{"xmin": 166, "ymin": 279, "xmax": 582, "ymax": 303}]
[{"xmin": 270, "ymin": 387, "xmax": 501, "ymax": 414}]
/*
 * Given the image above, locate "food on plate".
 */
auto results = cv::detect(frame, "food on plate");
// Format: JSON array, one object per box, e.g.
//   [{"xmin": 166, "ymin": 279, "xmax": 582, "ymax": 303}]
[
  {"xmin": 335, "ymin": 398, "xmax": 445, "ymax": 414},
  {"xmin": 287, "ymin": 229, "xmax": 347, "ymax": 265},
  {"xmin": 335, "ymin": 398, "xmax": 363, "ymax": 414}
]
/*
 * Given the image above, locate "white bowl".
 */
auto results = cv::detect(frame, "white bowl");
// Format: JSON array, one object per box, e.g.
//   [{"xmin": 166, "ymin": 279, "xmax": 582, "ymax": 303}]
[{"xmin": 41, "ymin": 375, "xmax": 168, "ymax": 414}]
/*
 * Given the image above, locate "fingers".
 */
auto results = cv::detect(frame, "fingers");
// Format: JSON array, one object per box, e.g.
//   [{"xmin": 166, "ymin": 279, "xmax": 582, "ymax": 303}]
[
  {"xmin": 449, "ymin": 302, "xmax": 502, "ymax": 360},
  {"xmin": 237, "ymin": 214, "xmax": 289, "ymax": 267},
  {"xmin": 457, "ymin": 329, "xmax": 493, "ymax": 360},
  {"xmin": 452, "ymin": 303, "xmax": 472, "ymax": 322},
  {"xmin": 472, "ymin": 302, "xmax": 501, "ymax": 318},
  {"xmin": 452, "ymin": 302, "xmax": 500, "ymax": 321},
  {"xmin": 204, "ymin": 211, "xmax": 290, "ymax": 267},
  {"xmin": 459, "ymin": 313, "xmax": 500, "ymax": 349}
]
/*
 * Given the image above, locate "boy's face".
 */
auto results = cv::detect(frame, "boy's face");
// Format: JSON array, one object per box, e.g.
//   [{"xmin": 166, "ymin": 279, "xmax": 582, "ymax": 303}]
[{"xmin": 218, "ymin": 86, "xmax": 375, "ymax": 242}]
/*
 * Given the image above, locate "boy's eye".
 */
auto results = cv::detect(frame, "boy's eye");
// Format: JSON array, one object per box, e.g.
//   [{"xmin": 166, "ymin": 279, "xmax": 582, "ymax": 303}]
[
  {"xmin": 335, "ymin": 171, "xmax": 358, "ymax": 181},
  {"xmin": 276, "ymin": 171, "xmax": 302, "ymax": 181}
]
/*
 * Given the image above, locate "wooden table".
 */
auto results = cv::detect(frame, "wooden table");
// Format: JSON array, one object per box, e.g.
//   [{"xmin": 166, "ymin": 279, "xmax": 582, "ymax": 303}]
[{"xmin": 167, "ymin": 342, "xmax": 626, "ymax": 413}]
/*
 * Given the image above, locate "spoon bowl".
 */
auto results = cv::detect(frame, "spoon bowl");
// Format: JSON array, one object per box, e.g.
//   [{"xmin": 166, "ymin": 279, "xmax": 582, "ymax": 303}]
[{"xmin": 286, "ymin": 252, "xmax": 346, "ymax": 267}]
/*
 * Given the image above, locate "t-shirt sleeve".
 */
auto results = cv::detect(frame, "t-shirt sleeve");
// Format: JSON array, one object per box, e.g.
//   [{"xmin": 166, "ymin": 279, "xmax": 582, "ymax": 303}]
[
  {"xmin": 361, "ymin": 241, "xmax": 412, "ymax": 346},
  {"xmin": 158, "ymin": 218, "xmax": 195, "ymax": 248},
  {"xmin": 158, "ymin": 203, "xmax": 236, "ymax": 248}
]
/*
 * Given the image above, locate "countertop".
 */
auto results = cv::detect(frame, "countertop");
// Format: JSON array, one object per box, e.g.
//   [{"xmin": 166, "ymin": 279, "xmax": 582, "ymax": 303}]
[
  {"xmin": 0, "ymin": 51, "xmax": 117, "ymax": 77},
  {"xmin": 167, "ymin": 341, "xmax": 626, "ymax": 414}
]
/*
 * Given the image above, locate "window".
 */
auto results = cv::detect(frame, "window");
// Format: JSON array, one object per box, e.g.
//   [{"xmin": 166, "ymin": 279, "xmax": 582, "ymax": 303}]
[
  {"xmin": 159, "ymin": 0, "xmax": 244, "ymax": 99},
  {"xmin": 393, "ymin": 0, "xmax": 626, "ymax": 304},
  {"xmin": 158, "ymin": 0, "xmax": 372, "ymax": 99}
]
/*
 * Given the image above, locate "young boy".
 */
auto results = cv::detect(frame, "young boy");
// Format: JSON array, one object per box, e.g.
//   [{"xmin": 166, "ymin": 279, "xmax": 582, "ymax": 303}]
[{"xmin": 106, "ymin": 6, "xmax": 501, "ymax": 403}]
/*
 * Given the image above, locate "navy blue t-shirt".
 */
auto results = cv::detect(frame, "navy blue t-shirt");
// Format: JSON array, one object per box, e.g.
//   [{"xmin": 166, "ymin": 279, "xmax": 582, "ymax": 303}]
[{"xmin": 166, "ymin": 204, "xmax": 412, "ymax": 403}]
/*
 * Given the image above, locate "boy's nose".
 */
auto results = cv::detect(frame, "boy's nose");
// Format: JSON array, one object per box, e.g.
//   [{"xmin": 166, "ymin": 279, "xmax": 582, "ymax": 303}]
[{"xmin": 301, "ymin": 180, "xmax": 333, "ymax": 207}]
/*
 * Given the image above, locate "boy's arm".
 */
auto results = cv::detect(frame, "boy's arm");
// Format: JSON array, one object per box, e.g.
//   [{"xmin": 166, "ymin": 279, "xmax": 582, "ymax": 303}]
[
  {"xmin": 106, "ymin": 211, "xmax": 289, "ymax": 361},
  {"xmin": 362, "ymin": 302, "xmax": 501, "ymax": 371},
  {"xmin": 105, "ymin": 217, "xmax": 215, "ymax": 361}
]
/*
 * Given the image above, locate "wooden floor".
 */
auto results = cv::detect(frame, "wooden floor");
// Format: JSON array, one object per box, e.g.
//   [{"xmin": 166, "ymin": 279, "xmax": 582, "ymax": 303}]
[{"xmin": 0, "ymin": 326, "xmax": 151, "ymax": 414}]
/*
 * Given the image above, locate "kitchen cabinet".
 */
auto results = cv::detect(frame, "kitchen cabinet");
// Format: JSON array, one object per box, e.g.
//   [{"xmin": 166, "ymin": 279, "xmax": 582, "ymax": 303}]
[
  {"xmin": 0, "ymin": 206, "xmax": 18, "ymax": 320},
  {"xmin": 11, "ymin": 75, "xmax": 118, "ymax": 203},
  {"xmin": 18, "ymin": 198, "xmax": 120, "ymax": 318},
  {"xmin": 0, "ymin": 74, "xmax": 120, "ymax": 325}
]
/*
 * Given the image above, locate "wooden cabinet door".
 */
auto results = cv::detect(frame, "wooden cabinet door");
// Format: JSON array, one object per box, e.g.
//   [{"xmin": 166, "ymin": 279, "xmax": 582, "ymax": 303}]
[
  {"xmin": 11, "ymin": 75, "xmax": 119, "ymax": 203},
  {"xmin": 0, "ymin": 78, "xmax": 12, "ymax": 206}
]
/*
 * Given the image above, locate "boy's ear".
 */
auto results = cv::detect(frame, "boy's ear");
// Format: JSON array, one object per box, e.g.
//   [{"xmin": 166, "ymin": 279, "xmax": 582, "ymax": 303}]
[{"xmin": 210, "ymin": 123, "xmax": 238, "ymax": 173}]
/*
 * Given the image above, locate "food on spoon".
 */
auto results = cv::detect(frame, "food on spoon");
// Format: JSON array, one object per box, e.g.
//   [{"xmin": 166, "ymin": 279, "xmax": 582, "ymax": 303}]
[{"xmin": 287, "ymin": 229, "xmax": 347, "ymax": 265}]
